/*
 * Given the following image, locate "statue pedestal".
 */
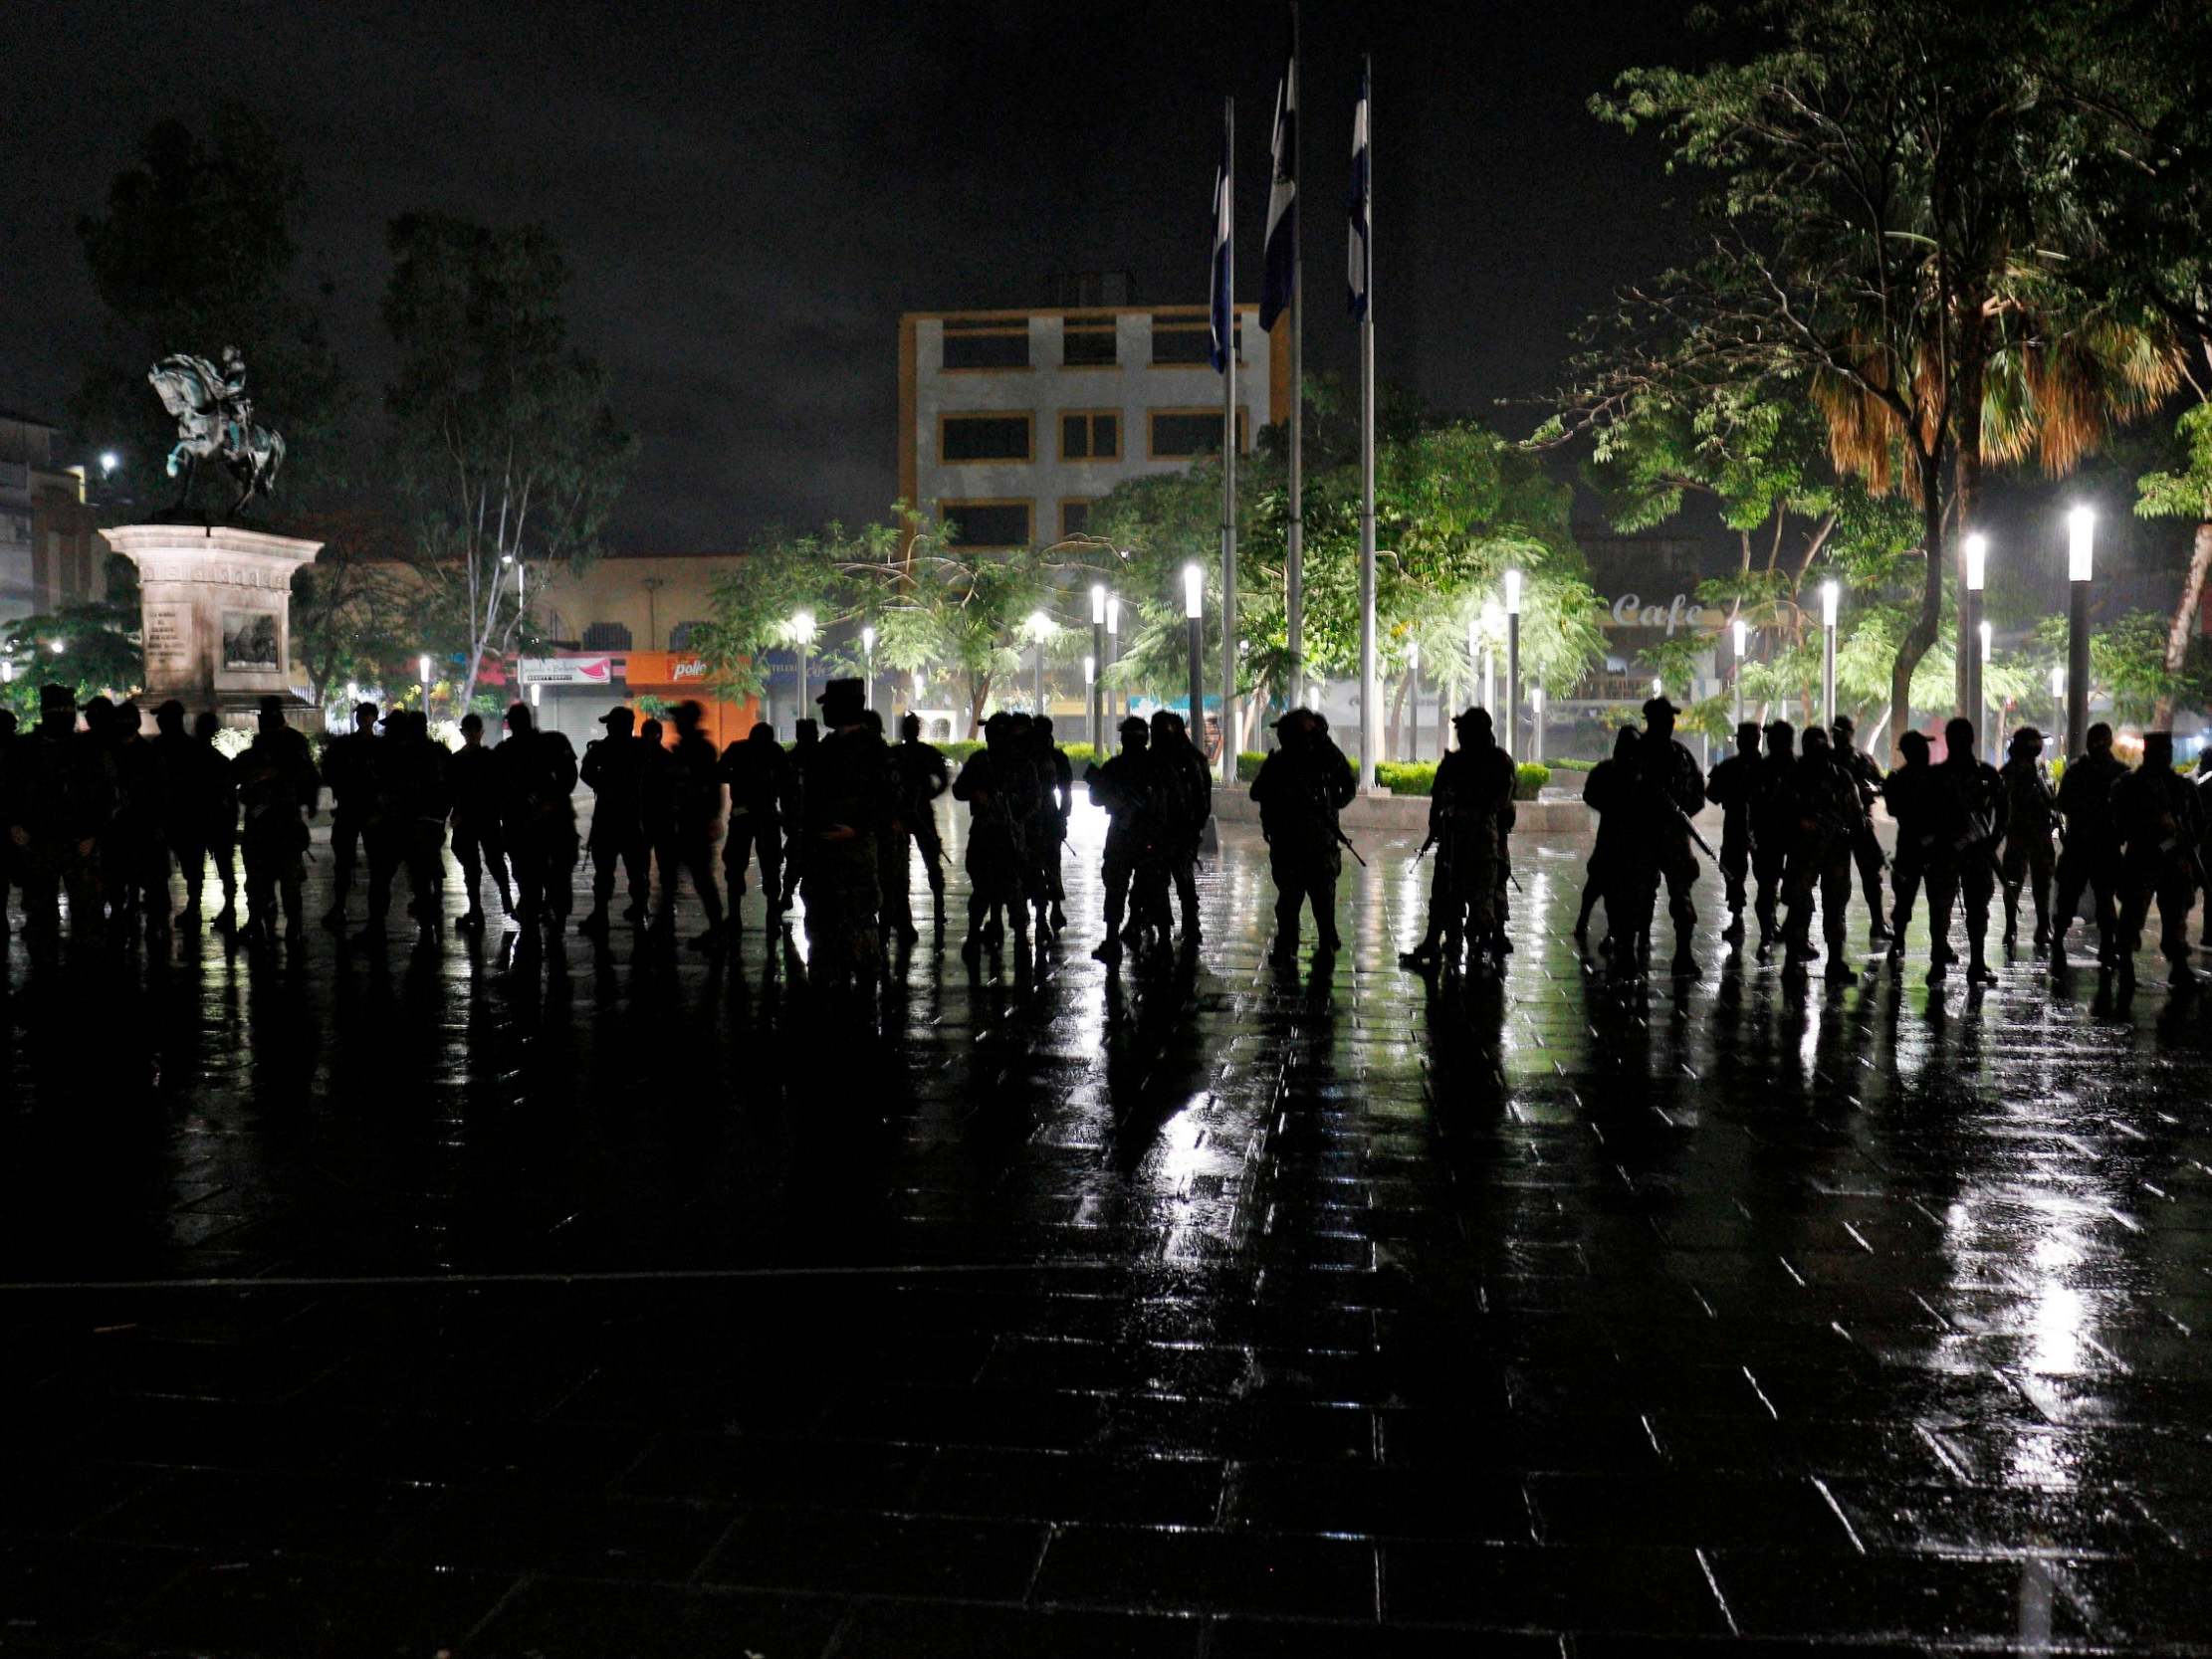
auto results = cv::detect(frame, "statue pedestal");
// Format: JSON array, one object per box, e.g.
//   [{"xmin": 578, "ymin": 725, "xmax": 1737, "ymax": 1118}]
[{"xmin": 102, "ymin": 522, "xmax": 323, "ymax": 729}]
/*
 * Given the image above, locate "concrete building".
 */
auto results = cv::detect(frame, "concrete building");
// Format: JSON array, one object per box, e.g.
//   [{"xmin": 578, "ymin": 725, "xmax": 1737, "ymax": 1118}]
[
  {"xmin": 0, "ymin": 413, "xmax": 109, "ymax": 625},
  {"xmin": 898, "ymin": 302, "xmax": 1286, "ymax": 549}
]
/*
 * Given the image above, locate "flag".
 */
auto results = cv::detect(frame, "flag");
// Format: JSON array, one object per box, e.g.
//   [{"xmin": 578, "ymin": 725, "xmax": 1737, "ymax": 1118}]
[
  {"xmin": 1348, "ymin": 60, "xmax": 1371, "ymax": 321},
  {"xmin": 1259, "ymin": 23, "xmax": 1297, "ymax": 331},
  {"xmin": 1210, "ymin": 120, "xmax": 1233, "ymax": 373}
]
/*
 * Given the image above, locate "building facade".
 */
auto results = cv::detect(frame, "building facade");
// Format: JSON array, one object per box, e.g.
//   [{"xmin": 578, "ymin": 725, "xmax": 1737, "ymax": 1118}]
[
  {"xmin": 899, "ymin": 303, "xmax": 1286, "ymax": 549},
  {"xmin": 0, "ymin": 412, "xmax": 110, "ymax": 625}
]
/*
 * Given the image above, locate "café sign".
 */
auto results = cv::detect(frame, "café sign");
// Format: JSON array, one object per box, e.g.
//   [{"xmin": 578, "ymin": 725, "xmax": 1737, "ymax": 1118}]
[{"xmin": 1608, "ymin": 593, "xmax": 1714, "ymax": 636}]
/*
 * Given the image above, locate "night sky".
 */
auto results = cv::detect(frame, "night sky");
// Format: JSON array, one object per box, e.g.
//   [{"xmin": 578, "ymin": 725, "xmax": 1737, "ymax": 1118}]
[{"xmin": 2, "ymin": 0, "xmax": 1694, "ymax": 550}]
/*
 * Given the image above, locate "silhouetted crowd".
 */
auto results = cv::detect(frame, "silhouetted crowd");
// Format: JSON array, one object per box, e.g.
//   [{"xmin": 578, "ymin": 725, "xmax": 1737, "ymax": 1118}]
[{"xmin": 8, "ymin": 672, "xmax": 2206, "ymax": 990}]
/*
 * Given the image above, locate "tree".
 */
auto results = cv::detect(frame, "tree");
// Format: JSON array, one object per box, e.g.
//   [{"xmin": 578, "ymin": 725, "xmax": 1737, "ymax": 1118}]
[
  {"xmin": 383, "ymin": 214, "xmax": 633, "ymax": 715},
  {"xmin": 1, "ymin": 557, "xmax": 145, "ymax": 719},
  {"xmin": 1562, "ymin": 0, "xmax": 2167, "ymax": 759},
  {"xmin": 2134, "ymin": 405, "xmax": 2212, "ymax": 725}
]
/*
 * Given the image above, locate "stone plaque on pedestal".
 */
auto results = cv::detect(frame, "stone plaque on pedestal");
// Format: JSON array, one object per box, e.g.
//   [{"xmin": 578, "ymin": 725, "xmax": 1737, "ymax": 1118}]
[{"xmin": 101, "ymin": 522, "xmax": 323, "ymax": 728}]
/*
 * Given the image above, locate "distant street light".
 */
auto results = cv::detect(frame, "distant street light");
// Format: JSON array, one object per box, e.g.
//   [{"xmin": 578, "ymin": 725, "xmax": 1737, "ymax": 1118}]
[
  {"xmin": 1503, "ymin": 570, "xmax": 1523, "ymax": 762},
  {"xmin": 1105, "ymin": 593, "xmax": 1122, "ymax": 717},
  {"xmin": 861, "ymin": 624, "xmax": 876, "ymax": 711},
  {"xmin": 49, "ymin": 640, "xmax": 64, "ymax": 656},
  {"xmin": 1026, "ymin": 608, "xmax": 1052, "ymax": 714},
  {"xmin": 1963, "ymin": 531, "xmax": 1988, "ymax": 727},
  {"xmin": 98, "ymin": 451, "xmax": 119, "ymax": 476},
  {"xmin": 419, "ymin": 653, "xmax": 433, "ymax": 714},
  {"xmin": 2067, "ymin": 507, "xmax": 2094, "ymax": 759},
  {"xmin": 1184, "ymin": 564, "xmax": 1205, "ymax": 754},
  {"xmin": 790, "ymin": 609, "xmax": 815, "ymax": 736},
  {"xmin": 1089, "ymin": 583, "xmax": 1107, "ymax": 750},
  {"xmin": 1820, "ymin": 580, "xmax": 1840, "ymax": 728}
]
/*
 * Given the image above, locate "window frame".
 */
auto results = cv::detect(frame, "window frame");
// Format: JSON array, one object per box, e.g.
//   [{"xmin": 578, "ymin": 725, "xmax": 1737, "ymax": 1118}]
[
  {"xmin": 1147, "ymin": 407, "xmax": 1251, "ymax": 460},
  {"xmin": 939, "ymin": 319, "xmax": 1032, "ymax": 373},
  {"xmin": 937, "ymin": 411, "xmax": 1035, "ymax": 465},
  {"xmin": 939, "ymin": 498, "xmax": 1034, "ymax": 551},
  {"xmin": 1058, "ymin": 498, "xmax": 1098, "ymax": 540},
  {"xmin": 1060, "ymin": 313, "xmax": 1120, "ymax": 369},
  {"xmin": 1057, "ymin": 408, "xmax": 1123, "ymax": 464}
]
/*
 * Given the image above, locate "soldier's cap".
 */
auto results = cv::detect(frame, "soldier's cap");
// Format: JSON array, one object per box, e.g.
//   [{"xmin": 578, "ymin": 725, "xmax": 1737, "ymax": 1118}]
[
  {"xmin": 816, "ymin": 677, "xmax": 865, "ymax": 709},
  {"xmin": 1119, "ymin": 714, "xmax": 1148, "ymax": 734},
  {"xmin": 1642, "ymin": 695, "xmax": 1681, "ymax": 719},
  {"xmin": 1831, "ymin": 714, "xmax": 1855, "ymax": 734},
  {"xmin": 155, "ymin": 699, "xmax": 185, "ymax": 722},
  {"xmin": 1452, "ymin": 707, "xmax": 1492, "ymax": 730},
  {"xmin": 598, "ymin": 706, "xmax": 634, "ymax": 728},
  {"xmin": 2008, "ymin": 726, "xmax": 2044, "ymax": 748}
]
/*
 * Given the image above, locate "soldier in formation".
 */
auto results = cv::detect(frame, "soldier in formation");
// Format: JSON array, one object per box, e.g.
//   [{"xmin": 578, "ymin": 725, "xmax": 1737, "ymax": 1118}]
[
  {"xmin": 1085, "ymin": 716, "xmax": 1175, "ymax": 964},
  {"xmin": 2111, "ymin": 730, "xmax": 2203, "ymax": 988},
  {"xmin": 953, "ymin": 711, "xmax": 1038, "ymax": 960},
  {"xmin": 1150, "ymin": 711, "xmax": 1210, "ymax": 942},
  {"xmin": 1881, "ymin": 730, "xmax": 1936, "ymax": 952},
  {"xmin": 232, "ymin": 696, "xmax": 319, "ymax": 951},
  {"xmin": 1247, "ymin": 708, "xmax": 1355, "ymax": 964},
  {"xmin": 2052, "ymin": 723, "xmax": 2126, "ymax": 966},
  {"xmin": 1628, "ymin": 696, "xmax": 1706, "ymax": 968},
  {"xmin": 723, "ymin": 721, "xmax": 796, "ymax": 928},
  {"xmin": 1401, "ymin": 708, "xmax": 1517, "ymax": 975},
  {"xmin": 1923, "ymin": 717, "xmax": 2006, "ymax": 986},
  {"xmin": 1751, "ymin": 722, "xmax": 1798, "ymax": 956},
  {"xmin": 890, "ymin": 714, "xmax": 950, "ymax": 926},
  {"xmin": 661, "ymin": 700, "xmax": 729, "ymax": 953},
  {"xmin": 577, "ymin": 706, "xmax": 651, "ymax": 936},
  {"xmin": 1831, "ymin": 715, "xmax": 1890, "ymax": 945},
  {"xmin": 1997, "ymin": 727, "xmax": 2058, "ymax": 953},
  {"xmin": 152, "ymin": 701, "xmax": 238, "ymax": 933},
  {"xmin": 1703, "ymin": 721, "xmax": 1762, "ymax": 945},
  {"xmin": 319, "ymin": 701, "xmax": 379, "ymax": 931},
  {"xmin": 798, "ymin": 680, "xmax": 895, "ymax": 988},
  {"xmin": 1573, "ymin": 726, "xmax": 1642, "ymax": 952},
  {"xmin": 449, "ymin": 713, "xmax": 513, "ymax": 931},
  {"xmin": 493, "ymin": 702, "xmax": 580, "ymax": 951},
  {"xmin": 1030, "ymin": 716, "xmax": 1073, "ymax": 935},
  {"xmin": 358, "ymin": 708, "xmax": 451, "ymax": 943},
  {"xmin": 1778, "ymin": 726, "xmax": 1863, "ymax": 982}
]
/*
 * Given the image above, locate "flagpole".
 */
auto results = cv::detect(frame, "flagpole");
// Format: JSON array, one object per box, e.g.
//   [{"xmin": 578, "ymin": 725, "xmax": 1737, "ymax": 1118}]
[
  {"xmin": 1357, "ymin": 58, "xmax": 1379, "ymax": 793},
  {"xmin": 1221, "ymin": 95, "xmax": 1239, "ymax": 785},
  {"xmin": 1285, "ymin": 3, "xmax": 1304, "ymax": 713}
]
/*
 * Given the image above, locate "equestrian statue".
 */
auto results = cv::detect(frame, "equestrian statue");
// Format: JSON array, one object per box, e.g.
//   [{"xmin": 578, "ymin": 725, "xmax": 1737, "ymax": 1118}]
[{"xmin": 147, "ymin": 347, "xmax": 286, "ymax": 517}]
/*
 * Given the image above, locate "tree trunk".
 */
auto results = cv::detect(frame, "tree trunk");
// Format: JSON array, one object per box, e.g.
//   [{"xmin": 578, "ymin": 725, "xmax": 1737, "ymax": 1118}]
[
  {"xmin": 967, "ymin": 673, "xmax": 990, "ymax": 738},
  {"xmin": 1890, "ymin": 455, "xmax": 1948, "ymax": 768},
  {"xmin": 1389, "ymin": 671, "xmax": 1410, "ymax": 762},
  {"xmin": 2153, "ymin": 519, "xmax": 2212, "ymax": 729},
  {"xmin": 1952, "ymin": 322, "xmax": 1988, "ymax": 720}
]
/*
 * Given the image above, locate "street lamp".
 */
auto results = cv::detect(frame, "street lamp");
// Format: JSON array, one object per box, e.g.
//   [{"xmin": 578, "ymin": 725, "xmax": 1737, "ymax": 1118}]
[
  {"xmin": 1532, "ymin": 684, "xmax": 1546, "ymax": 763},
  {"xmin": 861, "ymin": 624, "xmax": 876, "ymax": 711},
  {"xmin": 418, "ymin": 653, "xmax": 433, "ymax": 714},
  {"xmin": 1089, "ymin": 583, "xmax": 1107, "ymax": 751},
  {"xmin": 1963, "ymin": 531, "xmax": 1988, "ymax": 728},
  {"xmin": 99, "ymin": 451, "xmax": 119, "ymax": 477},
  {"xmin": 790, "ymin": 609, "xmax": 815, "ymax": 736},
  {"xmin": 1183, "ymin": 564, "xmax": 1205, "ymax": 757},
  {"xmin": 1402, "ymin": 640, "xmax": 1421, "ymax": 762},
  {"xmin": 1026, "ymin": 607, "xmax": 1052, "ymax": 715},
  {"xmin": 2067, "ymin": 507, "xmax": 2094, "ymax": 759},
  {"xmin": 1820, "ymin": 579, "xmax": 1840, "ymax": 728},
  {"xmin": 1978, "ymin": 619, "xmax": 1995, "ymax": 757},
  {"xmin": 2050, "ymin": 663, "xmax": 2067, "ymax": 760},
  {"xmin": 1106, "ymin": 593, "xmax": 1123, "ymax": 717},
  {"xmin": 1503, "ymin": 570, "xmax": 1523, "ymax": 762},
  {"xmin": 1731, "ymin": 615, "xmax": 1749, "ymax": 726}
]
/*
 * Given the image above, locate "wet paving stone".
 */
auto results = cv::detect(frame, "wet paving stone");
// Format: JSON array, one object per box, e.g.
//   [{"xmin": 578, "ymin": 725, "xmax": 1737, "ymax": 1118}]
[{"xmin": 6, "ymin": 807, "xmax": 2212, "ymax": 1651}]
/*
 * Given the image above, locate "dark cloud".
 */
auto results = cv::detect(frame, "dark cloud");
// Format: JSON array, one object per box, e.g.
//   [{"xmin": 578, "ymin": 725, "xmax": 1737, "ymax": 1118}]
[{"xmin": 0, "ymin": 0, "xmax": 1692, "ymax": 548}]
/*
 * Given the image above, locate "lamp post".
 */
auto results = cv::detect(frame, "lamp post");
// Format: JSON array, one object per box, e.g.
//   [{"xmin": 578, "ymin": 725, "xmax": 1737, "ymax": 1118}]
[
  {"xmin": 1532, "ymin": 684, "xmax": 1545, "ymax": 763},
  {"xmin": 418, "ymin": 653, "xmax": 433, "ymax": 715},
  {"xmin": 1962, "ymin": 531, "xmax": 1987, "ymax": 728},
  {"xmin": 1183, "ymin": 564, "xmax": 1205, "ymax": 757},
  {"xmin": 1106, "ymin": 594, "xmax": 1122, "ymax": 716},
  {"xmin": 790, "ymin": 609, "xmax": 815, "ymax": 736},
  {"xmin": 1401, "ymin": 640, "xmax": 1419, "ymax": 762},
  {"xmin": 1978, "ymin": 619, "xmax": 1995, "ymax": 758},
  {"xmin": 1731, "ymin": 616, "xmax": 1749, "ymax": 726},
  {"xmin": 1089, "ymin": 583, "xmax": 1107, "ymax": 752},
  {"xmin": 861, "ymin": 625, "xmax": 876, "ymax": 711},
  {"xmin": 1820, "ymin": 580, "xmax": 1840, "ymax": 728},
  {"xmin": 2067, "ymin": 507, "xmax": 2094, "ymax": 760},
  {"xmin": 1027, "ymin": 608, "xmax": 1051, "ymax": 715},
  {"xmin": 2050, "ymin": 664, "xmax": 2067, "ymax": 761},
  {"xmin": 1503, "ymin": 569, "xmax": 1523, "ymax": 762}
]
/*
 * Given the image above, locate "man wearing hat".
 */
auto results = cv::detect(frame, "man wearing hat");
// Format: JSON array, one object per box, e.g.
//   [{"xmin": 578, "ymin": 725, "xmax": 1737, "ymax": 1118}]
[
  {"xmin": 1780, "ymin": 726, "xmax": 1863, "ymax": 981},
  {"xmin": 1997, "ymin": 726, "xmax": 2058, "ymax": 953},
  {"xmin": 658, "ymin": 700, "xmax": 728, "ymax": 951},
  {"xmin": 801, "ymin": 678, "xmax": 894, "ymax": 986},
  {"xmin": 954, "ymin": 711, "xmax": 1039, "ymax": 959},
  {"xmin": 233, "ymin": 697, "xmax": 320, "ymax": 949},
  {"xmin": 319, "ymin": 700, "xmax": 380, "ymax": 930},
  {"xmin": 359, "ymin": 709, "xmax": 451, "ymax": 942},
  {"xmin": 1247, "ymin": 707, "xmax": 1356, "ymax": 963},
  {"xmin": 1923, "ymin": 717, "xmax": 2006, "ymax": 985},
  {"xmin": 1402, "ymin": 707, "xmax": 1518, "ymax": 974},
  {"xmin": 577, "ymin": 705, "xmax": 651, "ymax": 936},
  {"xmin": 5, "ymin": 686, "xmax": 115, "ymax": 955},
  {"xmin": 1085, "ymin": 715, "xmax": 1171, "ymax": 961},
  {"xmin": 151, "ymin": 700, "xmax": 238, "ymax": 933},
  {"xmin": 1150, "ymin": 710, "xmax": 1212, "ymax": 944},
  {"xmin": 1629, "ymin": 695, "xmax": 1707, "ymax": 967},
  {"xmin": 449, "ymin": 713, "xmax": 513, "ymax": 930},
  {"xmin": 1830, "ymin": 715, "xmax": 1889, "ymax": 944}
]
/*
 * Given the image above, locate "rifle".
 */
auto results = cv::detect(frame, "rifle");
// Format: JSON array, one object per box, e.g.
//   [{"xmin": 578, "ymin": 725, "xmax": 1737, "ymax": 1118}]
[
  {"xmin": 1665, "ymin": 793, "xmax": 1717, "ymax": 860},
  {"xmin": 1413, "ymin": 829, "xmax": 1436, "ymax": 862},
  {"xmin": 1335, "ymin": 825, "xmax": 1369, "ymax": 868}
]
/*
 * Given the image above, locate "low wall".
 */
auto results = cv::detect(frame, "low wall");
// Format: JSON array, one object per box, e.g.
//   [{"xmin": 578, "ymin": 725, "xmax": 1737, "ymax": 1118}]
[{"xmin": 1207, "ymin": 785, "xmax": 1603, "ymax": 838}]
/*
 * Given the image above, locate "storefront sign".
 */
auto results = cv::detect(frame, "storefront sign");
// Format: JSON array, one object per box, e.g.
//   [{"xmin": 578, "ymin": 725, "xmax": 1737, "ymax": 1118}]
[
  {"xmin": 519, "ymin": 656, "xmax": 613, "ymax": 686},
  {"xmin": 1609, "ymin": 593, "xmax": 1712, "ymax": 635}
]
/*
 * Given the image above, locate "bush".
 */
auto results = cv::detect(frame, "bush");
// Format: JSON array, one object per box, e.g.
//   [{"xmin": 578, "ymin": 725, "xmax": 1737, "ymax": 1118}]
[
  {"xmin": 1546, "ymin": 756, "xmax": 1595, "ymax": 773},
  {"xmin": 1377, "ymin": 760, "xmax": 1436, "ymax": 796},
  {"xmin": 1515, "ymin": 762, "xmax": 1550, "ymax": 799},
  {"xmin": 940, "ymin": 738, "xmax": 985, "ymax": 765},
  {"xmin": 1237, "ymin": 750, "xmax": 1265, "ymax": 782}
]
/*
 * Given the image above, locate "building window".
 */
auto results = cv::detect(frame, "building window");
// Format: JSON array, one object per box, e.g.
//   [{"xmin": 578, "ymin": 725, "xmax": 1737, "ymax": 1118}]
[
  {"xmin": 1059, "ymin": 410, "xmax": 1121, "ymax": 462},
  {"xmin": 1059, "ymin": 500, "xmax": 1096, "ymax": 538},
  {"xmin": 1148, "ymin": 408, "xmax": 1249, "ymax": 459},
  {"xmin": 941, "ymin": 500, "xmax": 1032, "ymax": 549},
  {"xmin": 1151, "ymin": 311, "xmax": 1242, "ymax": 367},
  {"xmin": 581, "ymin": 621, "xmax": 634, "ymax": 651},
  {"xmin": 939, "ymin": 413, "xmax": 1033, "ymax": 464},
  {"xmin": 669, "ymin": 620, "xmax": 708, "ymax": 651},
  {"xmin": 941, "ymin": 319, "xmax": 1029, "ymax": 370},
  {"xmin": 1062, "ymin": 314, "xmax": 1118, "ymax": 366}
]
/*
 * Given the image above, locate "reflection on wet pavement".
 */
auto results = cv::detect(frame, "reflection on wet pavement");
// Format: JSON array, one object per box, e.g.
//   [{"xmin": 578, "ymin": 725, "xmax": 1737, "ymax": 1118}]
[{"xmin": 4, "ymin": 802, "xmax": 2211, "ymax": 1655}]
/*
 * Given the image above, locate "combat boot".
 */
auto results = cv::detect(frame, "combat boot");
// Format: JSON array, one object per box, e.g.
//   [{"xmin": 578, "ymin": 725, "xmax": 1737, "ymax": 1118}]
[
  {"xmin": 320, "ymin": 905, "xmax": 348, "ymax": 932},
  {"xmin": 2170, "ymin": 955, "xmax": 2196, "ymax": 989},
  {"xmin": 1966, "ymin": 947, "xmax": 1998, "ymax": 985},
  {"xmin": 1825, "ymin": 951, "xmax": 1858, "ymax": 984},
  {"xmin": 1868, "ymin": 915, "xmax": 1891, "ymax": 945},
  {"xmin": 576, "ymin": 907, "xmax": 610, "ymax": 937},
  {"xmin": 1720, "ymin": 912, "xmax": 1746, "ymax": 944},
  {"xmin": 211, "ymin": 901, "xmax": 237, "ymax": 934},
  {"xmin": 1399, "ymin": 932, "xmax": 1440, "ymax": 971}
]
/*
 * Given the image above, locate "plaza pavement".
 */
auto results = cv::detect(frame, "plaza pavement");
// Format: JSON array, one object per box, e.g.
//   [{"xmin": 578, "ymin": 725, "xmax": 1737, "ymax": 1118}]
[{"xmin": 2, "ymin": 800, "xmax": 2211, "ymax": 1655}]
